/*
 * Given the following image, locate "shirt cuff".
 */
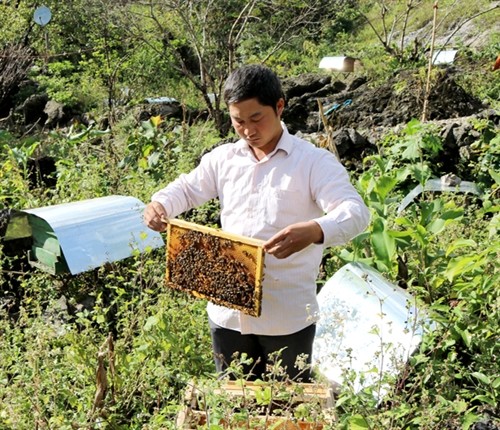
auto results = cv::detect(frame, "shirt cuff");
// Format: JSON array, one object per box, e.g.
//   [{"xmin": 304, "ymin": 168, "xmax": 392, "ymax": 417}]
[{"xmin": 313, "ymin": 200, "xmax": 370, "ymax": 247}]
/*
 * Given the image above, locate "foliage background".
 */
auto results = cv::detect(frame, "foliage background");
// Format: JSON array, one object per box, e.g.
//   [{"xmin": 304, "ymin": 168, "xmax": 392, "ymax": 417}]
[{"xmin": 0, "ymin": 0, "xmax": 499, "ymax": 429}]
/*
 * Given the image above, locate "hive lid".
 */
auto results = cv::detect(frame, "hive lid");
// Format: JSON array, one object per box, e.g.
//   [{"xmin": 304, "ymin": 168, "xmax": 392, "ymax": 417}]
[
  {"xmin": 165, "ymin": 219, "xmax": 265, "ymax": 317},
  {"xmin": 313, "ymin": 262, "xmax": 433, "ymax": 396}
]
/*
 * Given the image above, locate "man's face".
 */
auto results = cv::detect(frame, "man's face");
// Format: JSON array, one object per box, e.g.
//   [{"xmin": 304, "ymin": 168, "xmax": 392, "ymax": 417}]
[{"xmin": 228, "ymin": 97, "xmax": 285, "ymax": 158}]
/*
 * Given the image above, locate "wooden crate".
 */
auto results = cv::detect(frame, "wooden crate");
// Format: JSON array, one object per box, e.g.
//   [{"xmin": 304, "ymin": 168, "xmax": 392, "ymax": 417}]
[
  {"xmin": 166, "ymin": 219, "xmax": 265, "ymax": 317},
  {"xmin": 176, "ymin": 380, "xmax": 335, "ymax": 429}
]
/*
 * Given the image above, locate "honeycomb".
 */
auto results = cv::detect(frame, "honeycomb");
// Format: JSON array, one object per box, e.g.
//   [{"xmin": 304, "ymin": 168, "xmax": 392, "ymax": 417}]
[{"xmin": 166, "ymin": 219, "xmax": 265, "ymax": 317}]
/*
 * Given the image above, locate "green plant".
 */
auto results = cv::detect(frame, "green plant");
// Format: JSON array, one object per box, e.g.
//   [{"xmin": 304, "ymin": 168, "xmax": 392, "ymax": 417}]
[
  {"xmin": 0, "ymin": 131, "xmax": 41, "ymax": 209},
  {"xmin": 466, "ymin": 117, "xmax": 500, "ymax": 188},
  {"xmin": 31, "ymin": 61, "xmax": 89, "ymax": 109},
  {"xmin": 321, "ymin": 119, "xmax": 499, "ymax": 430},
  {"xmin": 179, "ymin": 354, "xmax": 334, "ymax": 430}
]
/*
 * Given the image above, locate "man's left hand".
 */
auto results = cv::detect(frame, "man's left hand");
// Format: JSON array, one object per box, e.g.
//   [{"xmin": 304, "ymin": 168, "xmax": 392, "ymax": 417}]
[{"xmin": 263, "ymin": 221, "xmax": 324, "ymax": 259}]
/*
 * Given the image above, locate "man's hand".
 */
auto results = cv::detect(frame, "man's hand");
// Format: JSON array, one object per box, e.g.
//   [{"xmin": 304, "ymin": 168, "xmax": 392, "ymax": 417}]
[
  {"xmin": 143, "ymin": 201, "xmax": 168, "ymax": 232},
  {"xmin": 263, "ymin": 221, "xmax": 324, "ymax": 259}
]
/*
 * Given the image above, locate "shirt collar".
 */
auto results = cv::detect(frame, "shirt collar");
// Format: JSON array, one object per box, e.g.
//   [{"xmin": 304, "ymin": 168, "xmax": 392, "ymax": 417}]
[{"xmin": 234, "ymin": 122, "xmax": 293, "ymax": 157}]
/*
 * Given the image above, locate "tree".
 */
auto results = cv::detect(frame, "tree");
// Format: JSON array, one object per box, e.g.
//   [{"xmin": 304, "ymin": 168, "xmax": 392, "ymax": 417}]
[
  {"xmin": 119, "ymin": 0, "xmax": 340, "ymax": 134},
  {"xmin": 359, "ymin": 0, "xmax": 500, "ymax": 63}
]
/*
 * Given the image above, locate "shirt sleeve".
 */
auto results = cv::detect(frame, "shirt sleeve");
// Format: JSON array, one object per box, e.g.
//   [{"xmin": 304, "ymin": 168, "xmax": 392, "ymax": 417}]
[
  {"xmin": 310, "ymin": 151, "xmax": 370, "ymax": 247},
  {"xmin": 151, "ymin": 151, "xmax": 218, "ymax": 218}
]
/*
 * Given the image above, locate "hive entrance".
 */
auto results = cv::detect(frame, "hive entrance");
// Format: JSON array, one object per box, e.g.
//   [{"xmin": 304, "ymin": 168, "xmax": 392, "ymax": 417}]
[{"xmin": 166, "ymin": 219, "xmax": 265, "ymax": 317}]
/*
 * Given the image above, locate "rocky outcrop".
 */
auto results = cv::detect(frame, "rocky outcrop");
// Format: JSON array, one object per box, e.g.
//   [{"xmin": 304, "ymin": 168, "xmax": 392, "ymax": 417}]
[{"xmin": 282, "ymin": 68, "xmax": 497, "ymax": 182}]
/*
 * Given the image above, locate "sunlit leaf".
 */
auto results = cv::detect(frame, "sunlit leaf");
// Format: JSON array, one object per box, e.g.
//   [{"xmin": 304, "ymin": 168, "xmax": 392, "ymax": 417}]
[
  {"xmin": 471, "ymin": 372, "xmax": 491, "ymax": 385},
  {"xmin": 461, "ymin": 412, "xmax": 480, "ymax": 430},
  {"xmin": 370, "ymin": 217, "xmax": 396, "ymax": 271},
  {"xmin": 144, "ymin": 314, "xmax": 159, "ymax": 331},
  {"xmin": 445, "ymin": 256, "xmax": 479, "ymax": 282},
  {"xmin": 150, "ymin": 115, "xmax": 163, "ymax": 128},
  {"xmin": 374, "ymin": 175, "xmax": 398, "ymax": 201},
  {"xmin": 446, "ymin": 239, "xmax": 477, "ymax": 257},
  {"xmin": 348, "ymin": 414, "xmax": 370, "ymax": 429},
  {"xmin": 489, "ymin": 168, "xmax": 500, "ymax": 185},
  {"xmin": 401, "ymin": 136, "xmax": 421, "ymax": 160}
]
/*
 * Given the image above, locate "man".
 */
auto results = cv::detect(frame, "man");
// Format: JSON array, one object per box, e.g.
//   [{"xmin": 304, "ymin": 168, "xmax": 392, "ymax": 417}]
[{"xmin": 144, "ymin": 64, "xmax": 370, "ymax": 381}]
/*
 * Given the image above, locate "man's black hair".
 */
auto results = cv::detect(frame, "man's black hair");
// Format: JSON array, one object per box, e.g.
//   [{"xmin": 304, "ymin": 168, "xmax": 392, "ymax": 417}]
[{"xmin": 223, "ymin": 64, "xmax": 284, "ymax": 112}]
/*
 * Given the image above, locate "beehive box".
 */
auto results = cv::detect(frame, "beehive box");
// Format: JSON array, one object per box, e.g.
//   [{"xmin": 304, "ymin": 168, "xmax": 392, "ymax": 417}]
[
  {"xmin": 165, "ymin": 219, "xmax": 265, "ymax": 317},
  {"xmin": 27, "ymin": 214, "xmax": 70, "ymax": 274},
  {"xmin": 176, "ymin": 380, "xmax": 335, "ymax": 429}
]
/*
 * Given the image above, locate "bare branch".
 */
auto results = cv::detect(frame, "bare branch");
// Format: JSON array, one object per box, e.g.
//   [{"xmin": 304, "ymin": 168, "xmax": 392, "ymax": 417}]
[
  {"xmin": 439, "ymin": 3, "xmax": 500, "ymax": 50},
  {"xmin": 228, "ymin": 0, "xmax": 259, "ymax": 70}
]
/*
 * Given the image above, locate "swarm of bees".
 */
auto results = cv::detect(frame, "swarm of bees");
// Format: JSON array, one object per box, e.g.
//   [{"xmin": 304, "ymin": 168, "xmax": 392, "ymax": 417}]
[{"xmin": 166, "ymin": 223, "xmax": 264, "ymax": 317}]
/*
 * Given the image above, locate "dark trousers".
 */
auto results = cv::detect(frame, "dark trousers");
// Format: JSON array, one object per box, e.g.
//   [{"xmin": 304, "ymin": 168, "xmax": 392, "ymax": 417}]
[{"xmin": 209, "ymin": 318, "xmax": 316, "ymax": 382}]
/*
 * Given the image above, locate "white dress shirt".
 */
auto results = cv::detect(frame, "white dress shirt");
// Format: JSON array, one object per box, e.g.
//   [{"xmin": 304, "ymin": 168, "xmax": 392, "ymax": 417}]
[{"xmin": 152, "ymin": 124, "xmax": 370, "ymax": 335}]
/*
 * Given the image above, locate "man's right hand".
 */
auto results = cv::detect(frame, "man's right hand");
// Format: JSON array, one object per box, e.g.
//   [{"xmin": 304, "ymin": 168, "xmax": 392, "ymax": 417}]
[{"xmin": 143, "ymin": 201, "xmax": 168, "ymax": 232}]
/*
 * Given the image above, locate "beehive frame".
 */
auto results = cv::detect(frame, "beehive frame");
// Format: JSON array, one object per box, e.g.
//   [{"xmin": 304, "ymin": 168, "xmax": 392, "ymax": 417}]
[
  {"xmin": 176, "ymin": 380, "xmax": 335, "ymax": 429},
  {"xmin": 165, "ymin": 219, "xmax": 265, "ymax": 317}
]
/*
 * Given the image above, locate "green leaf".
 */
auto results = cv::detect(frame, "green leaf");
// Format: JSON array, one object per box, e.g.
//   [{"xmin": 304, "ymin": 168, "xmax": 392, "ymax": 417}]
[
  {"xmin": 142, "ymin": 144, "xmax": 155, "ymax": 157},
  {"xmin": 403, "ymin": 118, "xmax": 422, "ymax": 135},
  {"xmin": 138, "ymin": 157, "xmax": 149, "ymax": 169},
  {"xmin": 471, "ymin": 372, "xmax": 491, "ymax": 385},
  {"xmin": 148, "ymin": 151, "xmax": 161, "ymax": 168},
  {"xmin": 370, "ymin": 217, "xmax": 396, "ymax": 271},
  {"xmin": 374, "ymin": 175, "xmax": 398, "ymax": 201},
  {"xmin": 441, "ymin": 209, "xmax": 464, "ymax": 220},
  {"xmin": 492, "ymin": 376, "xmax": 500, "ymax": 389},
  {"xmin": 427, "ymin": 218, "xmax": 446, "ymax": 234},
  {"xmin": 411, "ymin": 163, "xmax": 432, "ymax": 183},
  {"xmin": 348, "ymin": 414, "xmax": 370, "ymax": 430},
  {"xmin": 489, "ymin": 168, "xmax": 500, "ymax": 185},
  {"xmin": 446, "ymin": 239, "xmax": 478, "ymax": 257},
  {"xmin": 254, "ymin": 386, "xmax": 272, "ymax": 405},
  {"xmin": 144, "ymin": 314, "xmax": 159, "ymax": 331},
  {"xmin": 445, "ymin": 256, "xmax": 478, "ymax": 282},
  {"xmin": 461, "ymin": 412, "xmax": 480, "ymax": 430},
  {"xmin": 141, "ymin": 120, "xmax": 156, "ymax": 138},
  {"xmin": 471, "ymin": 395, "xmax": 496, "ymax": 407},
  {"xmin": 456, "ymin": 326, "xmax": 472, "ymax": 348},
  {"xmin": 401, "ymin": 136, "xmax": 421, "ymax": 160}
]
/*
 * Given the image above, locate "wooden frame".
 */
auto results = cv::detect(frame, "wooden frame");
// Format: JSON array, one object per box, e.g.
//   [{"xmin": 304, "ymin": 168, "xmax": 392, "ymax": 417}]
[
  {"xmin": 166, "ymin": 219, "xmax": 265, "ymax": 317},
  {"xmin": 176, "ymin": 380, "xmax": 335, "ymax": 429}
]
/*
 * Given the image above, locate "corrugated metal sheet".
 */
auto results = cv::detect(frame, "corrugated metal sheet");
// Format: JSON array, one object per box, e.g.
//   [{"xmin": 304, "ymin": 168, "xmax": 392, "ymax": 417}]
[
  {"xmin": 313, "ymin": 262, "xmax": 433, "ymax": 395},
  {"xmin": 397, "ymin": 177, "xmax": 482, "ymax": 214},
  {"xmin": 14, "ymin": 195, "xmax": 164, "ymax": 274},
  {"xmin": 432, "ymin": 49, "xmax": 458, "ymax": 65},
  {"xmin": 319, "ymin": 56, "xmax": 356, "ymax": 72}
]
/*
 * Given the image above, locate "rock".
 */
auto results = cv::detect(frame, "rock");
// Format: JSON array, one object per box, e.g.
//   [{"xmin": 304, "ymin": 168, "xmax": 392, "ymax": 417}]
[
  {"xmin": 281, "ymin": 74, "xmax": 347, "ymax": 134},
  {"xmin": 44, "ymin": 100, "xmax": 67, "ymax": 128},
  {"xmin": 278, "ymin": 67, "xmax": 497, "ymax": 183},
  {"xmin": 19, "ymin": 93, "xmax": 48, "ymax": 125},
  {"xmin": 42, "ymin": 294, "xmax": 71, "ymax": 336},
  {"xmin": 347, "ymin": 76, "xmax": 368, "ymax": 91},
  {"xmin": 282, "ymin": 73, "xmax": 332, "ymax": 99},
  {"xmin": 138, "ymin": 99, "xmax": 184, "ymax": 122},
  {"xmin": 0, "ymin": 208, "xmax": 10, "ymax": 238},
  {"xmin": 332, "ymin": 128, "xmax": 374, "ymax": 159}
]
